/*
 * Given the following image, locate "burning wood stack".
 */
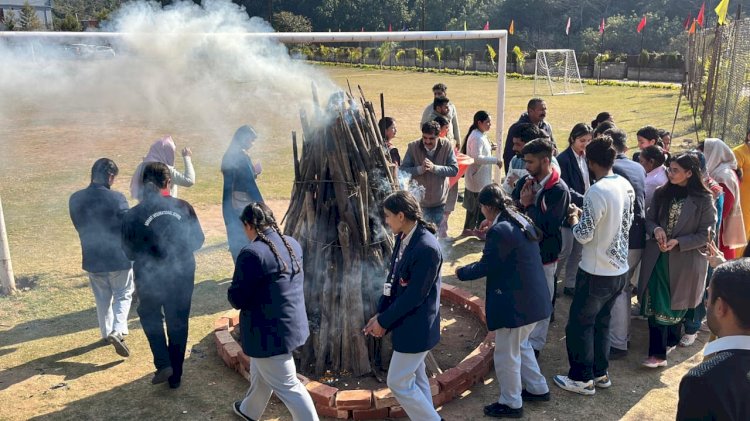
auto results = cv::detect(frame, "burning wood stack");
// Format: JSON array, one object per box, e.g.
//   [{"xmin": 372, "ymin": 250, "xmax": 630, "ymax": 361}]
[{"xmin": 283, "ymin": 87, "xmax": 397, "ymax": 377}]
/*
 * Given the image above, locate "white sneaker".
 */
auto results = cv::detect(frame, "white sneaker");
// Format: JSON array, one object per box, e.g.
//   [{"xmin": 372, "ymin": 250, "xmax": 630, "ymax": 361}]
[
  {"xmin": 594, "ymin": 373, "xmax": 612, "ymax": 388},
  {"xmin": 679, "ymin": 333, "xmax": 698, "ymax": 347},
  {"xmin": 553, "ymin": 375, "xmax": 595, "ymax": 395}
]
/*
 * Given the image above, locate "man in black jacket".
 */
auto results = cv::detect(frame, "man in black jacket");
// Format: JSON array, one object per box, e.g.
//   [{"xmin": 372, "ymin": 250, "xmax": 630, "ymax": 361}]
[
  {"xmin": 503, "ymin": 98, "xmax": 554, "ymax": 169},
  {"xmin": 513, "ymin": 138, "xmax": 570, "ymax": 357},
  {"xmin": 677, "ymin": 258, "xmax": 750, "ymax": 421},
  {"xmin": 70, "ymin": 158, "xmax": 133, "ymax": 358},
  {"xmin": 122, "ymin": 162, "xmax": 204, "ymax": 389},
  {"xmin": 606, "ymin": 129, "xmax": 647, "ymax": 359}
]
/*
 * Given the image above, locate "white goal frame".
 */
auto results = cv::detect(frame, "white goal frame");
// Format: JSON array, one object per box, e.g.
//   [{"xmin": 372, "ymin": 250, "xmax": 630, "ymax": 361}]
[{"xmin": 534, "ymin": 48, "xmax": 584, "ymax": 96}]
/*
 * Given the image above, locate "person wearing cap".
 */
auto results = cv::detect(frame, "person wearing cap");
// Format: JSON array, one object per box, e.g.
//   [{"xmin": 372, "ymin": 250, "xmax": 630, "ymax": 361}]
[{"xmin": 222, "ymin": 125, "xmax": 265, "ymax": 262}]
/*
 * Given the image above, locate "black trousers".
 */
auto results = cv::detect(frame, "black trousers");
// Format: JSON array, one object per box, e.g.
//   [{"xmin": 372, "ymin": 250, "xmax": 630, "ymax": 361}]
[
  {"xmin": 462, "ymin": 189, "xmax": 484, "ymax": 230},
  {"xmin": 565, "ymin": 269, "xmax": 628, "ymax": 382},
  {"xmin": 648, "ymin": 319, "xmax": 682, "ymax": 360},
  {"xmin": 137, "ymin": 276, "xmax": 194, "ymax": 382}
]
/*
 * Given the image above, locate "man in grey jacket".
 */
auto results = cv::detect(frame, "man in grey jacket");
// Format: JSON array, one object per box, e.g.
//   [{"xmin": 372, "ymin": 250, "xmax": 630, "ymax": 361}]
[{"xmin": 401, "ymin": 121, "xmax": 459, "ymax": 227}]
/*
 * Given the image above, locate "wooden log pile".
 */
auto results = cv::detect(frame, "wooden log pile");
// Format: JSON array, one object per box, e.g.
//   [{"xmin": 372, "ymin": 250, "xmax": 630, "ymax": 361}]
[{"xmin": 283, "ymin": 87, "xmax": 397, "ymax": 377}]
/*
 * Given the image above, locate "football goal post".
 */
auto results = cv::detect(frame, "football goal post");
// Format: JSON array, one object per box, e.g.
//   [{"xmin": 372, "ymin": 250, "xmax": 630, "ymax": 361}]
[{"xmin": 534, "ymin": 49, "xmax": 584, "ymax": 96}]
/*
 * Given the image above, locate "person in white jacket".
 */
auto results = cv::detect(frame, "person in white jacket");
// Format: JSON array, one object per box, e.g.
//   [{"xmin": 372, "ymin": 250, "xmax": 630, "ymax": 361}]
[
  {"xmin": 461, "ymin": 111, "xmax": 502, "ymax": 235},
  {"xmin": 130, "ymin": 136, "xmax": 196, "ymax": 201}
]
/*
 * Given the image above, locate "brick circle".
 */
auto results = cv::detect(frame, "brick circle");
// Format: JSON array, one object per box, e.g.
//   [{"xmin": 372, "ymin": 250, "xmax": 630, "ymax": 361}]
[{"xmin": 214, "ymin": 283, "xmax": 494, "ymax": 419}]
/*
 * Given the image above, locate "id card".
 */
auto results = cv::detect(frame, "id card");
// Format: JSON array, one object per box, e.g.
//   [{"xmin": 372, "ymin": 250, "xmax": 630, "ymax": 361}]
[{"xmin": 383, "ymin": 283, "xmax": 392, "ymax": 297}]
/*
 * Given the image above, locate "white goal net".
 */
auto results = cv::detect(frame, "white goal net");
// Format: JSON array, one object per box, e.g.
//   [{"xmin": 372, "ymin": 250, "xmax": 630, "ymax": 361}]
[{"xmin": 534, "ymin": 49, "xmax": 584, "ymax": 96}]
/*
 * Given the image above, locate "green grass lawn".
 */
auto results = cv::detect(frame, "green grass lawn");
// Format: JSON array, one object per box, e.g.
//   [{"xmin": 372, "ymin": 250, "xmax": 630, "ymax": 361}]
[{"xmin": 0, "ymin": 65, "xmax": 703, "ymax": 420}]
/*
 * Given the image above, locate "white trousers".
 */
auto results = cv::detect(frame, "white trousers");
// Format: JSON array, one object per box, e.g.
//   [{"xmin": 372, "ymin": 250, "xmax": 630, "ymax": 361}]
[
  {"xmin": 494, "ymin": 323, "xmax": 549, "ymax": 409},
  {"xmin": 240, "ymin": 353, "xmax": 319, "ymax": 421},
  {"xmin": 529, "ymin": 263, "xmax": 557, "ymax": 351},
  {"xmin": 88, "ymin": 269, "xmax": 133, "ymax": 339},
  {"xmin": 387, "ymin": 351, "xmax": 441, "ymax": 421},
  {"xmin": 609, "ymin": 249, "xmax": 643, "ymax": 350}
]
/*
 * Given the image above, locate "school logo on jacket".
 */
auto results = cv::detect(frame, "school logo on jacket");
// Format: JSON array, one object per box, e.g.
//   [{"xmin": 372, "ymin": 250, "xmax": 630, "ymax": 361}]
[
  {"xmin": 399, "ymin": 278, "xmax": 409, "ymax": 287},
  {"xmin": 144, "ymin": 210, "xmax": 182, "ymax": 226}
]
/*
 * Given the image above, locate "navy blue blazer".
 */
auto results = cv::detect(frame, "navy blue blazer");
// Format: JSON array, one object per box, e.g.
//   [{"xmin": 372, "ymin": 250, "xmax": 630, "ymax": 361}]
[
  {"xmin": 377, "ymin": 224, "xmax": 441, "ymax": 354},
  {"xmin": 613, "ymin": 153, "xmax": 647, "ymax": 249},
  {"xmin": 456, "ymin": 213, "xmax": 551, "ymax": 330},
  {"xmin": 556, "ymin": 147, "xmax": 588, "ymax": 207},
  {"xmin": 227, "ymin": 229, "xmax": 310, "ymax": 358}
]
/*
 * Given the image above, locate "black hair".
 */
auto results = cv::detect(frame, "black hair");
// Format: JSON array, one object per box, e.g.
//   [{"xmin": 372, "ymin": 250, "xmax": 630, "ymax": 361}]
[
  {"xmin": 91, "ymin": 158, "xmax": 118, "ymax": 184},
  {"xmin": 653, "ymin": 152, "xmax": 712, "ymax": 220},
  {"xmin": 521, "ymin": 138, "xmax": 554, "ymax": 161},
  {"xmin": 744, "ymin": 240, "xmax": 750, "ymax": 257},
  {"xmin": 697, "ymin": 141, "xmax": 705, "ymax": 152},
  {"xmin": 709, "ymin": 258, "xmax": 750, "ymax": 330},
  {"xmin": 478, "ymin": 184, "xmax": 541, "ymax": 241},
  {"xmin": 515, "ymin": 123, "xmax": 548, "ymax": 144},
  {"xmin": 636, "ymin": 125, "xmax": 660, "ymax": 142},
  {"xmin": 585, "ymin": 135, "xmax": 617, "ymax": 169},
  {"xmin": 432, "ymin": 83, "xmax": 448, "ymax": 92},
  {"xmin": 568, "ymin": 123, "xmax": 593, "ymax": 145},
  {"xmin": 433, "ymin": 96, "xmax": 450, "ymax": 110},
  {"xmin": 641, "ymin": 145, "xmax": 668, "ymax": 167},
  {"xmin": 240, "ymin": 202, "xmax": 301, "ymax": 274},
  {"xmin": 142, "ymin": 162, "xmax": 171, "ymax": 197},
  {"xmin": 460, "ymin": 110, "xmax": 490, "ymax": 154},
  {"xmin": 604, "ymin": 128, "xmax": 627, "ymax": 152},
  {"xmin": 421, "ymin": 121, "xmax": 440, "ymax": 136},
  {"xmin": 378, "ymin": 117, "xmax": 395, "ymax": 138},
  {"xmin": 382, "ymin": 191, "xmax": 437, "ymax": 234},
  {"xmin": 527, "ymin": 98, "xmax": 544, "ymax": 110},
  {"xmin": 593, "ymin": 121, "xmax": 617, "ymax": 137},
  {"xmin": 433, "ymin": 115, "xmax": 450, "ymax": 128},
  {"xmin": 591, "ymin": 112, "xmax": 612, "ymax": 129}
]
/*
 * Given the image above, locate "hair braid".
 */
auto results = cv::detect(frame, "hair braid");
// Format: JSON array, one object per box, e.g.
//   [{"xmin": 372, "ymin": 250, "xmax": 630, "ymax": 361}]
[
  {"xmin": 256, "ymin": 229, "xmax": 289, "ymax": 273},
  {"xmin": 272, "ymin": 221, "xmax": 301, "ymax": 275}
]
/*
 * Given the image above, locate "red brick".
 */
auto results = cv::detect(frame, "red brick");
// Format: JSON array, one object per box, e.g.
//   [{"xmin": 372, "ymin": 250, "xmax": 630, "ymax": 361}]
[
  {"xmin": 214, "ymin": 317, "xmax": 230, "ymax": 331},
  {"xmin": 372, "ymin": 387, "xmax": 397, "ymax": 409},
  {"xmin": 214, "ymin": 329, "xmax": 234, "ymax": 346},
  {"xmin": 220, "ymin": 347, "xmax": 234, "ymax": 368},
  {"xmin": 447, "ymin": 376, "xmax": 474, "ymax": 396},
  {"xmin": 467, "ymin": 295, "xmax": 485, "ymax": 317},
  {"xmin": 458, "ymin": 355, "xmax": 490, "ymax": 382},
  {"xmin": 335, "ymin": 389, "xmax": 373, "ymax": 410},
  {"xmin": 238, "ymin": 365, "xmax": 251, "ymax": 381},
  {"xmin": 432, "ymin": 391, "xmax": 452, "ymax": 408},
  {"xmin": 484, "ymin": 331, "xmax": 495, "ymax": 344},
  {"xmin": 435, "ymin": 367, "xmax": 464, "ymax": 390},
  {"xmin": 315, "ymin": 403, "xmax": 350, "ymax": 419},
  {"xmin": 389, "ymin": 406, "xmax": 408, "ymax": 418},
  {"xmin": 230, "ymin": 314, "xmax": 241, "ymax": 327},
  {"xmin": 429, "ymin": 378, "xmax": 440, "ymax": 396},
  {"xmin": 306, "ymin": 381, "xmax": 338, "ymax": 407},
  {"xmin": 237, "ymin": 350, "xmax": 251, "ymax": 372},
  {"xmin": 352, "ymin": 407, "xmax": 389, "ymax": 420}
]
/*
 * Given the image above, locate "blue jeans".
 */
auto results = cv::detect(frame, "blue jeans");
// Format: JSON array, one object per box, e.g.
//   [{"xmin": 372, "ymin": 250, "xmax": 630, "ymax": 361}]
[
  {"xmin": 422, "ymin": 205, "xmax": 445, "ymax": 228},
  {"xmin": 684, "ymin": 266, "xmax": 712, "ymax": 334},
  {"xmin": 566, "ymin": 269, "xmax": 628, "ymax": 382}
]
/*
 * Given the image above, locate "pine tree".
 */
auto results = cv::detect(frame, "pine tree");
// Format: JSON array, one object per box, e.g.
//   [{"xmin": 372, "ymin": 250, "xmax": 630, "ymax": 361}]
[
  {"xmin": 19, "ymin": 1, "xmax": 44, "ymax": 31},
  {"xmin": 3, "ymin": 12, "xmax": 18, "ymax": 31}
]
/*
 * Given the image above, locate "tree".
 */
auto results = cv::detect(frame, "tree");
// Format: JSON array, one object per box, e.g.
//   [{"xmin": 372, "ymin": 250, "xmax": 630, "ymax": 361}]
[
  {"xmin": 272, "ymin": 10, "xmax": 312, "ymax": 32},
  {"xmin": 19, "ymin": 1, "xmax": 44, "ymax": 31},
  {"xmin": 57, "ymin": 13, "xmax": 82, "ymax": 31},
  {"xmin": 3, "ymin": 12, "xmax": 18, "ymax": 31}
]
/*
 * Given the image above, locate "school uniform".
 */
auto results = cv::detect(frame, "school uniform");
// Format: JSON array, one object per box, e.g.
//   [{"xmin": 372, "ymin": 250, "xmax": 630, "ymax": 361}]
[
  {"xmin": 227, "ymin": 229, "xmax": 318, "ymax": 421},
  {"xmin": 457, "ymin": 212, "xmax": 551, "ymax": 410},
  {"xmin": 556, "ymin": 146, "xmax": 590, "ymax": 289},
  {"xmin": 377, "ymin": 223, "xmax": 442, "ymax": 421}
]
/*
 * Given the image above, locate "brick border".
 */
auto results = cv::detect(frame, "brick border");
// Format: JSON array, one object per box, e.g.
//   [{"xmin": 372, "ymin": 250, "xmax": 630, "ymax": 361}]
[{"xmin": 214, "ymin": 283, "xmax": 493, "ymax": 419}]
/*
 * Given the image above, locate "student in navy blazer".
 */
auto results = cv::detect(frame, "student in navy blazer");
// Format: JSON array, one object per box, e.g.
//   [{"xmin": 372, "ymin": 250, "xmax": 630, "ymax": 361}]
[
  {"xmin": 364, "ymin": 191, "xmax": 443, "ymax": 421},
  {"xmin": 555, "ymin": 123, "xmax": 593, "ymax": 295},
  {"xmin": 227, "ymin": 203, "xmax": 318, "ymax": 421},
  {"xmin": 456, "ymin": 183, "xmax": 551, "ymax": 418}
]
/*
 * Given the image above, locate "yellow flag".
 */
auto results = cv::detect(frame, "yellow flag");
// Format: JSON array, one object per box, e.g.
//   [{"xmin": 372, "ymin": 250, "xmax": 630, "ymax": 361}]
[
  {"xmin": 509, "ymin": 20, "xmax": 515, "ymax": 35},
  {"xmin": 715, "ymin": 0, "xmax": 730, "ymax": 25},
  {"xmin": 689, "ymin": 19, "xmax": 697, "ymax": 34}
]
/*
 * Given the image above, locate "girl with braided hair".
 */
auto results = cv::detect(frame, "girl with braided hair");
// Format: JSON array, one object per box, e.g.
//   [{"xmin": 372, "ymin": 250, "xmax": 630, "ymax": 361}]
[
  {"xmin": 364, "ymin": 190, "xmax": 443, "ymax": 421},
  {"xmin": 227, "ymin": 202, "xmax": 317, "ymax": 421},
  {"xmin": 456, "ymin": 183, "xmax": 551, "ymax": 418}
]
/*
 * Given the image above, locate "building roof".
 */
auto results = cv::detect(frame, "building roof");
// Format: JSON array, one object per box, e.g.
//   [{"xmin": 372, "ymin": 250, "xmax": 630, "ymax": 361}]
[{"xmin": 0, "ymin": 0, "xmax": 52, "ymax": 8}]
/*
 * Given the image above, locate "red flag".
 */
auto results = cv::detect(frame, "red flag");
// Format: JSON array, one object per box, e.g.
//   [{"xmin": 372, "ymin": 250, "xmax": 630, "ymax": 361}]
[
  {"xmin": 697, "ymin": 2, "xmax": 705, "ymax": 27},
  {"xmin": 599, "ymin": 18, "xmax": 605, "ymax": 34},
  {"xmin": 637, "ymin": 15, "xmax": 647, "ymax": 33},
  {"xmin": 388, "ymin": 23, "xmax": 392, "ymax": 32},
  {"xmin": 566, "ymin": 17, "xmax": 571, "ymax": 35},
  {"xmin": 683, "ymin": 12, "xmax": 692, "ymax": 30},
  {"xmin": 689, "ymin": 19, "xmax": 697, "ymax": 34},
  {"xmin": 483, "ymin": 21, "xmax": 489, "ymax": 30}
]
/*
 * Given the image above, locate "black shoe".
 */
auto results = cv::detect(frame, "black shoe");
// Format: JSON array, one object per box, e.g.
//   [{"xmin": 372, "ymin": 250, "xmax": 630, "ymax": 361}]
[
  {"xmin": 168, "ymin": 376, "xmax": 181, "ymax": 389},
  {"xmin": 233, "ymin": 401, "xmax": 256, "ymax": 421},
  {"xmin": 107, "ymin": 333, "xmax": 130, "ymax": 358},
  {"xmin": 484, "ymin": 402, "xmax": 523, "ymax": 418},
  {"xmin": 521, "ymin": 389, "xmax": 551, "ymax": 402},
  {"xmin": 563, "ymin": 287, "xmax": 575, "ymax": 297},
  {"xmin": 151, "ymin": 367, "xmax": 173, "ymax": 385},
  {"xmin": 609, "ymin": 347, "xmax": 628, "ymax": 360}
]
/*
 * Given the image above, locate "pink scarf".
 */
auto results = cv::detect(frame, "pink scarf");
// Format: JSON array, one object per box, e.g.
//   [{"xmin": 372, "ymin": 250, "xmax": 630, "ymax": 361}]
[{"xmin": 130, "ymin": 136, "xmax": 176, "ymax": 201}]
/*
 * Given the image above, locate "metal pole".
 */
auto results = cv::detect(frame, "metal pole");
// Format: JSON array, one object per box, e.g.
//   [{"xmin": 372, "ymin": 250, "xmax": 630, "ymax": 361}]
[
  {"xmin": 0, "ymin": 194, "xmax": 16, "ymax": 296},
  {"xmin": 637, "ymin": 32, "xmax": 644, "ymax": 86},
  {"xmin": 421, "ymin": 0, "xmax": 426, "ymax": 72},
  {"xmin": 495, "ymin": 34, "xmax": 507, "ymax": 183}
]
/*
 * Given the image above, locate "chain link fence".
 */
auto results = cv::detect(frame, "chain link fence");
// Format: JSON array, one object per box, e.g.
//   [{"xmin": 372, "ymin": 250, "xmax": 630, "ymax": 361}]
[{"xmin": 686, "ymin": 18, "xmax": 750, "ymax": 146}]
